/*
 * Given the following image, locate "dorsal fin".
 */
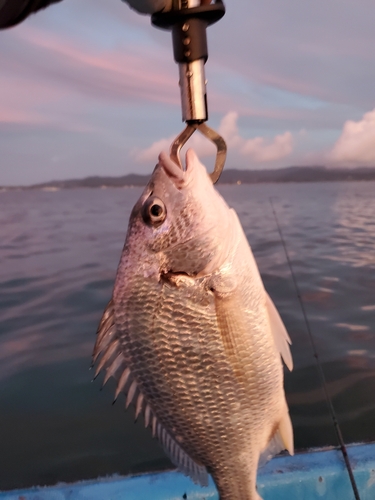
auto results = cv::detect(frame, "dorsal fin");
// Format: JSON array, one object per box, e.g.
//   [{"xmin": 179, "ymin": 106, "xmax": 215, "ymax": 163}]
[{"xmin": 92, "ymin": 300, "xmax": 209, "ymax": 487}]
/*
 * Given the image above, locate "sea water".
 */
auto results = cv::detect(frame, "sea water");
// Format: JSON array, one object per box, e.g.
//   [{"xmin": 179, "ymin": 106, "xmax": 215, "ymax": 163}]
[{"xmin": 0, "ymin": 181, "xmax": 374, "ymax": 490}]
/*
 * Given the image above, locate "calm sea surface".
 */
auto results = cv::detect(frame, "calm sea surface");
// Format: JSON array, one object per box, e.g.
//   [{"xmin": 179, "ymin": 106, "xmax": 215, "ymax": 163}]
[{"xmin": 0, "ymin": 181, "xmax": 375, "ymax": 490}]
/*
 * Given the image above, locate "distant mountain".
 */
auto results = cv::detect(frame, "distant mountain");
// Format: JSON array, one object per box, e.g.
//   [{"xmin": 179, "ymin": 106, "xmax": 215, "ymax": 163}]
[
  {"xmin": 3, "ymin": 165, "xmax": 375, "ymax": 190},
  {"xmin": 26, "ymin": 173, "xmax": 150, "ymax": 189},
  {"xmin": 219, "ymin": 165, "xmax": 375, "ymax": 184}
]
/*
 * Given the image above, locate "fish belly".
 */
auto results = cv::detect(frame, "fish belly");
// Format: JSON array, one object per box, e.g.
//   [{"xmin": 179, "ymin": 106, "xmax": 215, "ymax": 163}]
[{"xmin": 115, "ymin": 268, "xmax": 284, "ymax": 500}]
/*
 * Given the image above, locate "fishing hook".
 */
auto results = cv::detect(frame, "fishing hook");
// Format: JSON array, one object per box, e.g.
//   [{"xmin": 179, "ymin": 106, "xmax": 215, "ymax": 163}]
[
  {"xmin": 152, "ymin": 0, "xmax": 227, "ymax": 183},
  {"xmin": 170, "ymin": 122, "xmax": 227, "ymax": 184}
]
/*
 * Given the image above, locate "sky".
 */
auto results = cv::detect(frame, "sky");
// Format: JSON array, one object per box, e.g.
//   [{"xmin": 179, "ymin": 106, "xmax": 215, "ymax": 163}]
[{"xmin": 1, "ymin": 0, "xmax": 375, "ymax": 185}]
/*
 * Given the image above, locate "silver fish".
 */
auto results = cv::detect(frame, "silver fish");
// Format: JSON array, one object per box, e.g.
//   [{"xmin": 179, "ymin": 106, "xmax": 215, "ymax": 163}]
[{"xmin": 93, "ymin": 149, "xmax": 294, "ymax": 500}]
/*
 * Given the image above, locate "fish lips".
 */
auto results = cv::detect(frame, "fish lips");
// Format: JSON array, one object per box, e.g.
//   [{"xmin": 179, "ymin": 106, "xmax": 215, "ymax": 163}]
[
  {"xmin": 131, "ymin": 152, "xmax": 193, "ymax": 226},
  {"xmin": 153, "ymin": 149, "xmax": 204, "ymax": 192}
]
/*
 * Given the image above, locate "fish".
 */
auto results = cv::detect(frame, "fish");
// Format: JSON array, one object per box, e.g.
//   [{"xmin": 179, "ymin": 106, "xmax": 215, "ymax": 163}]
[{"xmin": 92, "ymin": 149, "xmax": 294, "ymax": 500}]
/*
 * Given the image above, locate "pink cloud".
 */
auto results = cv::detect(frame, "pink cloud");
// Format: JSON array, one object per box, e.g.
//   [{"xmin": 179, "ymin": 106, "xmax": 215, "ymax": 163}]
[
  {"xmin": 0, "ymin": 74, "xmax": 95, "ymax": 133},
  {"xmin": 219, "ymin": 112, "xmax": 293, "ymax": 162},
  {"xmin": 133, "ymin": 129, "xmax": 217, "ymax": 163},
  {"xmin": 0, "ymin": 72, "xmax": 66, "ymax": 124},
  {"xmin": 1, "ymin": 19, "xmax": 326, "ymax": 139},
  {"xmin": 8, "ymin": 26, "xmax": 179, "ymax": 105},
  {"xmin": 329, "ymin": 109, "xmax": 375, "ymax": 166},
  {"xmin": 240, "ymin": 132, "xmax": 293, "ymax": 162},
  {"xmin": 2, "ymin": 24, "xmax": 310, "ymax": 129},
  {"xmin": 134, "ymin": 111, "xmax": 294, "ymax": 164}
]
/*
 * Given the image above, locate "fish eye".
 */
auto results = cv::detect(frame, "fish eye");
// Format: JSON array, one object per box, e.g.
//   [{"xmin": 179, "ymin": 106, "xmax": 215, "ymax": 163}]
[{"xmin": 142, "ymin": 196, "xmax": 167, "ymax": 226}]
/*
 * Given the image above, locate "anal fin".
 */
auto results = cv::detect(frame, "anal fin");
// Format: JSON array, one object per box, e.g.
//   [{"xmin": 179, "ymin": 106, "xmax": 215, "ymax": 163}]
[
  {"xmin": 259, "ymin": 410, "xmax": 294, "ymax": 466},
  {"xmin": 278, "ymin": 410, "xmax": 294, "ymax": 456},
  {"xmin": 156, "ymin": 423, "xmax": 208, "ymax": 487}
]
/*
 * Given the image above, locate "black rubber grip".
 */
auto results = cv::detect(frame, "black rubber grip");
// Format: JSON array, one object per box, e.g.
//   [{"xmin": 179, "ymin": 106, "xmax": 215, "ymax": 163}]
[
  {"xmin": 151, "ymin": 1, "xmax": 225, "ymax": 30},
  {"xmin": 172, "ymin": 18, "xmax": 208, "ymax": 63}
]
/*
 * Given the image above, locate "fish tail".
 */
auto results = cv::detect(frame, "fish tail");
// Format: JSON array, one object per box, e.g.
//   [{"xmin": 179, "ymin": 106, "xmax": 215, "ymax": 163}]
[{"xmin": 210, "ymin": 457, "xmax": 263, "ymax": 500}]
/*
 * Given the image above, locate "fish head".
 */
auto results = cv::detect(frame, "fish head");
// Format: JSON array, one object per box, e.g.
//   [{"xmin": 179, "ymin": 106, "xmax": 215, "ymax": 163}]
[{"xmin": 124, "ymin": 149, "xmax": 232, "ymax": 279}]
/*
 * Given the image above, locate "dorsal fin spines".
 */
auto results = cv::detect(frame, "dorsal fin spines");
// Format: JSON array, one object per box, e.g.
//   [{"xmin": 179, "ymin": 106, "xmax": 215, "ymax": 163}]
[
  {"xmin": 103, "ymin": 354, "xmax": 123, "ymax": 386},
  {"xmin": 144, "ymin": 404, "xmax": 151, "ymax": 428},
  {"xmin": 97, "ymin": 299, "xmax": 114, "ymax": 329},
  {"xmin": 92, "ymin": 299, "xmax": 209, "ymax": 488},
  {"xmin": 93, "ymin": 324, "xmax": 116, "ymax": 362},
  {"xmin": 135, "ymin": 392, "xmax": 144, "ymax": 420},
  {"xmin": 125, "ymin": 380, "xmax": 138, "ymax": 409},
  {"xmin": 114, "ymin": 367, "xmax": 131, "ymax": 400},
  {"xmin": 93, "ymin": 299, "xmax": 116, "ymax": 359},
  {"xmin": 152, "ymin": 415, "xmax": 157, "ymax": 437},
  {"xmin": 94, "ymin": 339, "xmax": 120, "ymax": 377}
]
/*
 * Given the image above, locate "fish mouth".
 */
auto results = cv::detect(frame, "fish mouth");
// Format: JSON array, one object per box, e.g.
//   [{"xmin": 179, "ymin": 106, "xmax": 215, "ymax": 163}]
[{"xmin": 158, "ymin": 152, "xmax": 186, "ymax": 189}]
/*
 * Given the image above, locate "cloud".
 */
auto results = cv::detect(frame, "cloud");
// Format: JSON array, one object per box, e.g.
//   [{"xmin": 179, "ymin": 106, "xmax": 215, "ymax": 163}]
[
  {"xmin": 215, "ymin": 0, "xmax": 375, "ymax": 110},
  {"xmin": 2, "ymin": 0, "xmax": 374, "ymax": 185},
  {"xmin": 0, "ymin": 24, "xmax": 180, "ymax": 112},
  {"xmin": 219, "ymin": 112, "xmax": 294, "ymax": 162},
  {"xmin": 134, "ymin": 112, "xmax": 294, "ymax": 164},
  {"xmin": 329, "ymin": 109, "xmax": 375, "ymax": 166},
  {"xmin": 133, "ymin": 130, "xmax": 216, "ymax": 163}
]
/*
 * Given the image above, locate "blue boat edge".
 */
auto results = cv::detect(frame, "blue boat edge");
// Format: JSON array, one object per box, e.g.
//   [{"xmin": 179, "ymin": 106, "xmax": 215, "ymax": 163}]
[{"xmin": 1, "ymin": 442, "xmax": 374, "ymax": 499}]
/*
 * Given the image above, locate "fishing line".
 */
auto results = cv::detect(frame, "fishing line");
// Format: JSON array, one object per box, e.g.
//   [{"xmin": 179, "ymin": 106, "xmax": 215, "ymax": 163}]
[{"xmin": 270, "ymin": 198, "xmax": 361, "ymax": 500}]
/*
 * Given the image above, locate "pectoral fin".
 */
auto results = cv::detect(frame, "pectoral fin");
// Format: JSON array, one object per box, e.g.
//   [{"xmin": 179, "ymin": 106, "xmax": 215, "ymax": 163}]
[
  {"xmin": 214, "ymin": 292, "xmax": 250, "ymax": 381},
  {"xmin": 265, "ymin": 293, "xmax": 293, "ymax": 371}
]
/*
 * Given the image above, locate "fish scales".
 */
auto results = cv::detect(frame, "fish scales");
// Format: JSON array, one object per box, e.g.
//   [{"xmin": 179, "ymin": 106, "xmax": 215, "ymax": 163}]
[
  {"xmin": 121, "ymin": 277, "xmax": 273, "ymax": 490},
  {"xmin": 93, "ymin": 149, "xmax": 293, "ymax": 500}
]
